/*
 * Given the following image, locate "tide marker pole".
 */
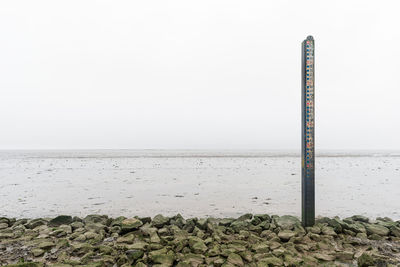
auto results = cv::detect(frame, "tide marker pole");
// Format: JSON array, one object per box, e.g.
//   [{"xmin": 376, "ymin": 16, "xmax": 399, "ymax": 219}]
[{"xmin": 301, "ymin": 35, "xmax": 315, "ymax": 227}]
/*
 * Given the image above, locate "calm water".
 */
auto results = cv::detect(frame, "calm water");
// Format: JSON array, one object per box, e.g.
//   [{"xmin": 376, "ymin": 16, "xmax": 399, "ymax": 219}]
[{"xmin": 0, "ymin": 150, "xmax": 399, "ymax": 220}]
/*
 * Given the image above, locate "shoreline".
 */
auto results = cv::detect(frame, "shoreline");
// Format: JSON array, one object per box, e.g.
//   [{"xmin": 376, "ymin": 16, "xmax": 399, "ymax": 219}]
[{"xmin": 1, "ymin": 214, "xmax": 400, "ymax": 266}]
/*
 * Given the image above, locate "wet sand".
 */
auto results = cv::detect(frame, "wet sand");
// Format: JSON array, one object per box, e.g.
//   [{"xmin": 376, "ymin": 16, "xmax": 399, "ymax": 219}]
[{"xmin": 0, "ymin": 150, "xmax": 399, "ymax": 220}]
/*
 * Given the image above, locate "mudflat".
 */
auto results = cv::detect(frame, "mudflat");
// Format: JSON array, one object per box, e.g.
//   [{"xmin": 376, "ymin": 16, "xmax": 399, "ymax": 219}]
[{"xmin": 0, "ymin": 150, "xmax": 399, "ymax": 220}]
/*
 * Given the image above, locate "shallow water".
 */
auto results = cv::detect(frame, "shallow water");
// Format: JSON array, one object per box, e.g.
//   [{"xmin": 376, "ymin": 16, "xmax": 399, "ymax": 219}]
[{"xmin": 0, "ymin": 150, "xmax": 399, "ymax": 220}]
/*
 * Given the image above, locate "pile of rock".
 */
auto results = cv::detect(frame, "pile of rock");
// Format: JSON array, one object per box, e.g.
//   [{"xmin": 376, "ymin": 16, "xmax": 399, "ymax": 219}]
[{"xmin": 0, "ymin": 214, "xmax": 399, "ymax": 266}]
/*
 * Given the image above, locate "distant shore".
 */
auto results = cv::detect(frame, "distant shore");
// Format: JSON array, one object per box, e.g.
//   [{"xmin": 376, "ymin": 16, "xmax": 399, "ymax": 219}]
[{"xmin": 1, "ymin": 214, "xmax": 400, "ymax": 266}]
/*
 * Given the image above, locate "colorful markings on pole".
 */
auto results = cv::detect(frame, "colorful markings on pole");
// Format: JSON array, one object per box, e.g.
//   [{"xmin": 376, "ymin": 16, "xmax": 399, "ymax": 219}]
[
  {"xmin": 302, "ymin": 35, "xmax": 315, "ymax": 227},
  {"xmin": 305, "ymin": 39, "xmax": 314, "ymax": 172}
]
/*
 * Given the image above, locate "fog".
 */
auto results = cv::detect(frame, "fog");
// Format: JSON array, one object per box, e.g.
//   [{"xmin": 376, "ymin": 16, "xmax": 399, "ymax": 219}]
[{"xmin": 0, "ymin": 0, "xmax": 399, "ymax": 150}]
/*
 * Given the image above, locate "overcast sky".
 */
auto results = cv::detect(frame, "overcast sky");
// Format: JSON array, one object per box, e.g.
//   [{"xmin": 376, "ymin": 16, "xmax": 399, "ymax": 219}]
[{"xmin": 0, "ymin": 0, "xmax": 399, "ymax": 150}]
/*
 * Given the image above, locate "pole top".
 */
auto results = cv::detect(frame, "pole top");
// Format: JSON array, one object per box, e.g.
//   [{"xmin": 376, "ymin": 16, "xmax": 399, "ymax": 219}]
[{"xmin": 306, "ymin": 35, "xmax": 314, "ymax": 41}]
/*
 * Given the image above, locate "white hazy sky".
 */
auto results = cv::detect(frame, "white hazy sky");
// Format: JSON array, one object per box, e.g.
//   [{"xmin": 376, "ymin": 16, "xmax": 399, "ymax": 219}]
[{"xmin": 0, "ymin": 0, "xmax": 399, "ymax": 150}]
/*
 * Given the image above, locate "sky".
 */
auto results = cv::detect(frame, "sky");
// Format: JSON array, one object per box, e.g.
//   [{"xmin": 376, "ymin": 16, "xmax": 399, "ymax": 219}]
[{"xmin": 0, "ymin": 0, "xmax": 399, "ymax": 150}]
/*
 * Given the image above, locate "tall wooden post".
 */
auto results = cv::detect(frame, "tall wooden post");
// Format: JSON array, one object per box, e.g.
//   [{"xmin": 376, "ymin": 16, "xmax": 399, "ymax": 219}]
[{"xmin": 301, "ymin": 35, "xmax": 315, "ymax": 226}]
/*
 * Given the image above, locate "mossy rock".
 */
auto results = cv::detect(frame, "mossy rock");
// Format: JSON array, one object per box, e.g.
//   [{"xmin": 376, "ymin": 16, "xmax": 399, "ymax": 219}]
[{"xmin": 49, "ymin": 216, "xmax": 73, "ymax": 227}]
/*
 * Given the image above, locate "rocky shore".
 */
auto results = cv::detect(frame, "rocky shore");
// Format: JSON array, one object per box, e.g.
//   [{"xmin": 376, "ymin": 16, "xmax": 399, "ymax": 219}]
[{"xmin": 1, "ymin": 214, "xmax": 400, "ymax": 266}]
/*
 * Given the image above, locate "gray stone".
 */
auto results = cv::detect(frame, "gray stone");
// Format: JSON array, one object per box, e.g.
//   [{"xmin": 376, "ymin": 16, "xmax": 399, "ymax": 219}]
[
  {"xmin": 314, "ymin": 252, "xmax": 335, "ymax": 261},
  {"xmin": 83, "ymin": 214, "xmax": 108, "ymax": 225},
  {"xmin": 237, "ymin": 213, "xmax": 252, "ymax": 221},
  {"xmin": 390, "ymin": 225, "xmax": 400, "ymax": 237},
  {"xmin": 120, "ymin": 218, "xmax": 143, "ymax": 233},
  {"xmin": 278, "ymin": 230, "xmax": 295, "ymax": 241},
  {"xmin": 357, "ymin": 253, "xmax": 375, "ymax": 267},
  {"xmin": 274, "ymin": 215, "xmax": 300, "ymax": 230},
  {"xmin": 38, "ymin": 241, "xmax": 55, "ymax": 250},
  {"xmin": 258, "ymin": 256, "xmax": 283, "ymax": 266},
  {"xmin": 227, "ymin": 253, "xmax": 244, "ymax": 266},
  {"xmin": 49, "ymin": 215, "xmax": 73, "ymax": 226},
  {"xmin": 31, "ymin": 248, "xmax": 45, "ymax": 257},
  {"xmin": 351, "ymin": 215, "xmax": 369, "ymax": 223},
  {"xmin": 152, "ymin": 214, "xmax": 169, "ymax": 228},
  {"xmin": 26, "ymin": 218, "xmax": 47, "ymax": 229},
  {"xmin": 126, "ymin": 249, "xmax": 144, "ymax": 261},
  {"xmin": 365, "ymin": 223, "xmax": 390, "ymax": 236}
]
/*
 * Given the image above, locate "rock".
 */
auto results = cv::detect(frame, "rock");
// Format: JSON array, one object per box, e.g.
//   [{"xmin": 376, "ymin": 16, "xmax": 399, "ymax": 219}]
[
  {"xmin": 313, "ymin": 252, "xmax": 335, "ymax": 261},
  {"xmin": 321, "ymin": 226, "xmax": 337, "ymax": 236},
  {"xmin": 306, "ymin": 225, "xmax": 321, "ymax": 234},
  {"xmin": 75, "ymin": 234, "xmax": 86, "ymax": 242},
  {"xmin": 365, "ymin": 224, "xmax": 390, "ymax": 236},
  {"xmin": 150, "ymin": 231, "xmax": 161, "ymax": 243},
  {"xmin": 83, "ymin": 214, "xmax": 108, "ymax": 225},
  {"xmin": 0, "ymin": 222, "xmax": 8, "ymax": 229},
  {"xmin": 110, "ymin": 216, "xmax": 126, "ymax": 227},
  {"xmin": 189, "ymin": 237, "xmax": 208, "ymax": 254},
  {"xmin": 283, "ymin": 254, "xmax": 301, "ymax": 266},
  {"xmin": 50, "ymin": 228, "xmax": 67, "ymax": 238},
  {"xmin": 32, "ymin": 248, "xmax": 45, "ymax": 257},
  {"xmin": 70, "ymin": 221, "xmax": 84, "ymax": 231},
  {"xmin": 0, "ymin": 232, "xmax": 14, "ymax": 239},
  {"xmin": 302, "ymin": 255, "xmax": 318, "ymax": 265},
  {"xmin": 2, "ymin": 263, "xmax": 44, "ymax": 267},
  {"xmin": 126, "ymin": 249, "xmax": 144, "ymax": 261},
  {"xmin": 71, "ymin": 243, "xmax": 94, "ymax": 256},
  {"xmin": 351, "ymin": 215, "xmax": 369, "ymax": 223},
  {"xmin": 258, "ymin": 221, "xmax": 270, "ymax": 230},
  {"xmin": 258, "ymin": 256, "xmax": 283, "ymax": 266},
  {"xmin": 121, "ymin": 218, "xmax": 143, "ymax": 233},
  {"xmin": 170, "ymin": 214, "xmax": 186, "ymax": 228},
  {"xmin": 356, "ymin": 232, "xmax": 368, "ymax": 239},
  {"xmin": 346, "ymin": 223, "xmax": 366, "ymax": 233},
  {"xmin": 254, "ymin": 214, "xmax": 271, "ymax": 222},
  {"xmin": 390, "ymin": 225, "xmax": 400, "ymax": 237},
  {"xmin": 230, "ymin": 220, "xmax": 249, "ymax": 233},
  {"xmin": 219, "ymin": 218, "xmax": 234, "ymax": 226},
  {"xmin": 38, "ymin": 241, "xmax": 55, "ymax": 250},
  {"xmin": 85, "ymin": 222, "xmax": 107, "ymax": 232},
  {"xmin": 181, "ymin": 253, "xmax": 204, "ymax": 265},
  {"xmin": 183, "ymin": 218, "xmax": 196, "ymax": 232},
  {"xmin": 357, "ymin": 253, "xmax": 375, "ymax": 267},
  {"xmin": 125, "ymin": 241, "xmax": 148, "ymax": 250},
  {"xmin": 152, "ymin": 214, "xmax": 169, "ymax": 228},
  {"xmin": 59, "ymin": 224, "xmax": 72, "ymax": 234},
  {"xmin": 237, "ymin": 213, "xmax": 252, "ymax": 221},
  {"xmin": 271, "ymin": 248, "xmax": 285, "ymax": 257},
  {"xmin": 251, "ymin": 243, "xmax": 269, "ymax": 253},
  {"xmin": 268, "ymin": 241, "xmax": 281, "ymax": 250},
  {"xmin": 238, "ymin": 251, "xmax": 252, "ymax": 262},
  {"xmin": 97, "ymin": 245, "xmax": 114, "ymax": 255},
  {"xmin": 376, "ymin": 216, "xmax": 393, "ymax": 222},
  {"xmin": 149, "ymin": 248, "xmax": 175, "ymax": 266},
  {"xmin": 274, "ymin": 215, "xmax": 300, "ymax": 230},
  {"xmin": 227, "ymin": 253, "xmax": 244, "ymax": 266},
  {"xmin": 196, "ymin": 218, "xmax": 208, "ymax": 230},
  {"xmin": 84, "ymin": 231, "xmax": 101, "ymax": 240},
  {"xmin": 335, "ymin": 251, "xmax": 354, "ymax": 261},
  {"xmin": 0, "ymin": 217, "xmax": 10, "ymax": 225},
  {"xmin": 49, "ymin": 215, "xmax": 73, "ymax": 226},
  {"xmin": 368, "ymin": 233, "xmax": 383, "ymax": 240},
  {"xmin": 278, "ymin": 230, "xmax": 295, "ymax": 241},
  {"xmin": 56, "ymin": 238, "xmax": 69, "ymax": 249},
  {"xmin": 26, "ymin": 219, "xmax": 48, "ymax": 229}
]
